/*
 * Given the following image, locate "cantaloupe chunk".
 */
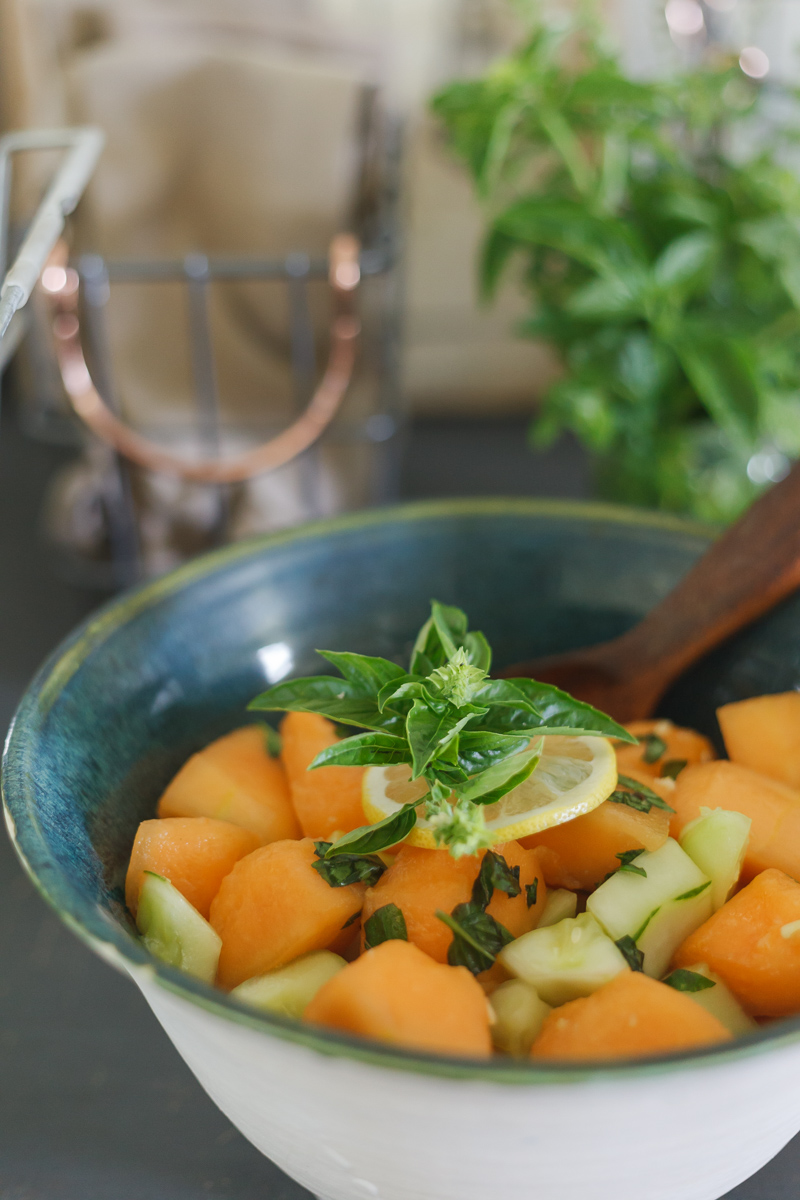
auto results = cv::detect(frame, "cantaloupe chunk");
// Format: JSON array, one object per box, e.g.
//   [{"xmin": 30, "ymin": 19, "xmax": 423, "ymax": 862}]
[
  {"xmin": 669, "ymin": 761, "xmax": 800, "ymax": 883},
  {"xmin": 718, "ymin": 693, "xmax": 800, "ymax": 790},
  {"xmin": 210, "ymin": 838, "xmax": 365, "ymax": 989},
  {"xmin": 304, "ymin": 938, "xmax": 492, "ymax": 1056},
  {"xmin": 521, "ymin": 800, "xmax": 670, "ymax": 892},
  {"xmin": 158, "ymin": 725, "xmax": 300, "ymax": 844},
  {"xmin": 360, "ymin": 841, "xmax": 546, "ymax": 967},
  {"xmin": 673, "ymin": 868, "xmax": 800, "ymax": 1017},
  {"xmin": 125, "ymin": 817, "xmax": 259, "ymax": 918},
  {"xmin": 616, "ymin": 719, "xmax": 715, "ymax": 781},
  {"xmin": 530, "ymin": 970, "xmax": 731, "ymax": 1061},
  {"xmin": 280, "ymin": 712, "xmax": 365, "ymax": 840}
]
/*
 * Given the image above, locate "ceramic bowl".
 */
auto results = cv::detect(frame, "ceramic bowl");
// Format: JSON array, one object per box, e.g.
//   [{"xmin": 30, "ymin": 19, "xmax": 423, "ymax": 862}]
[{"xmin": 5, "ymin": 499, "xmax": 800, "ymax": 1200}]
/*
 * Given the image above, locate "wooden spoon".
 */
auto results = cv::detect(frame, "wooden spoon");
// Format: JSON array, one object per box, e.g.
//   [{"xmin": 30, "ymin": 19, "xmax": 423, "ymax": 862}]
[{"xmin": 499, "ymin": 461, "xmax": 800, "ymax": 721}]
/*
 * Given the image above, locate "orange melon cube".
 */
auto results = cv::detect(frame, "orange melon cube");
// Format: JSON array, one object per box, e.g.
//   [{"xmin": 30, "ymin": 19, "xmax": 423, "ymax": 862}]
[
  {"xmin": 718, "ymin": 692, "xmax": 800, "ymax": 790},
  {"xmin": 522, "ymin": 799, "xmax": 670, "ymax": 892},
  {"xmin": 530, "ymin": 970, "xmax": 730, "ymax": 1061},
  {"xmin": 673, "ymin": 868, "xmax": 800, "ymax": 1017},
  {"xmin": 615, "ymin": 719, "xmax": 715, "ymax": 781},
  {"xmin": 360, "ymin": 841, "xmax": 546, "ymax": 968},
  {"xmin": 669, "ymin": 760, "xmax": 800, "ymax": 883},
  {"xmin": 125, "ymin": 816, "xmax": 259, "ymax": 918},
  {"xmin": 304, "ymin": 938, "xmax": 492, "ymax": 1056},
  {"xmin": 210, "ymin": 838, "xmax": 365, "ymax": 989},
  {"xmin": 280, "ymin": 712, "xmax": 365, "ymax": 840},
  {"xmin": 158, "ymin": 725, "xmax": 300, "ymax": 844}
]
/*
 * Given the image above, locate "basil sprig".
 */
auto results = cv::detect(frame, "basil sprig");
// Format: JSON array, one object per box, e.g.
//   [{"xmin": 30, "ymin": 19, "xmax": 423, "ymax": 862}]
[{"xmin": 250, "ymin": 601, "xmax": 635, "ymax": 858}]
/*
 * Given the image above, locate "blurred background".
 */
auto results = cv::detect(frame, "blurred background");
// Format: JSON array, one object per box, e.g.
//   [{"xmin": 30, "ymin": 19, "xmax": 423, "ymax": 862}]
[{"xmin": 3, "ymin": 1, "xmax": 800, "ymax": 1197}]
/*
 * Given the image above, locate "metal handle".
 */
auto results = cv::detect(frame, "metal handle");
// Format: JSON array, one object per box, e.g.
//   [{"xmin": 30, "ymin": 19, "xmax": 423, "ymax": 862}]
[
  {"xmin": 0, "ymin": 127, "xmax": 105, "ymax": 344},
  {"xmin": 49, "ymin": 234, "xmax": 362, "ymax": 483}
]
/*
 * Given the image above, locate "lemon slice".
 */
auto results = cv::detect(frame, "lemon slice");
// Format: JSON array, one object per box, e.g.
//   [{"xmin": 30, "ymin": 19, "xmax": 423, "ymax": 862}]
[{"xmin": 362, "ymin": 736, "xmax": 618, "ymax": 848}]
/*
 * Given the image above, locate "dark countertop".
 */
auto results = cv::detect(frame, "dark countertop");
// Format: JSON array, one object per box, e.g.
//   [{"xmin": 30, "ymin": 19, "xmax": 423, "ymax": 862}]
[{"xmin": 1, "ymin": 406, "xmax": 798, "ymax": 1199}]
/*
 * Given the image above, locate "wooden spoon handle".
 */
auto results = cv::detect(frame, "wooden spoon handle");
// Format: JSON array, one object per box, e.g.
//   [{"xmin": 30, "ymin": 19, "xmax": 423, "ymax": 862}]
[{"xmin": 594, "ymin": 460, "xmax": 800, "ymax": 687}]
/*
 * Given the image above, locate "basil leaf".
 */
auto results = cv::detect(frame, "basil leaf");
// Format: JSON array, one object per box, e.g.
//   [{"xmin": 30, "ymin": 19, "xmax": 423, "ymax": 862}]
[
  {"xmin": 341, "ymin": 910, "xmax": 360, "ymax": 929},
  {"xmin": 498, "ymin": 680, "xmax": 636, "ymax": 742},
  {"xmin": 364, "ymin": 903, "xmax": 408, "ymax": 949},
  {"xmin": 437, "ymin": 903, "xmax": 514, "ymax": 976},
  {"xmin": 676, "ymin": 881, "xmax": 711, "ymax": 901},
  {"xmin": 464, "ymin": 630, "xmax": 492, "ymax": 673},
  {"xmin": 312, "ymin": 850, "xmax": 386, "ymax": 889},
  {"xmin": 456, "ymin": 731, "xmax": 531, "ymax": 775},
  {"xmin": 454, "ymin": 743, "xmax": 541, "ymax": 806},
  {"xmin": 324, "ymin": 802, "xmax": 420, "ymax": 858},
  {"xmin": 376, "ymin": 675, "xmax": 427, "ymax": 713},
  {"xmin": 664, "ymin": 968, "xmax": 716, "ymax": 993},
  {"xmin": 608, "ymin": 775, "xmax": 675, "ymax": 814},
  {"xmin": 406, "ymin": 699, "xmax": 480, "ymax": 778},
  {"xmin": 249, "ymin": 676, "xmax": 402, "ymax": 734},
  {"xmin": 615, "ymin": 935, "xmax": 644, "ymax": 972},
  {"xmin": 316, "ymin": 651, "xmax": 407, "ymax": 695},
  {"xmin": 641, "ymin": 733, "xmax": 667, "ymax": 764},
  {"xmin": 616, "ymin": 849, "xmax": 647, "ymax": 877},
  {"xmin": 661, "ymin": 758, "xmax": 687, "ymax": 780},
  {"xmin": 471, "ymin": 679, "xmax": 540, "ymax": 713},
  {"xmin": 472, "ymin": 850, "xmax": 521, "ymax": 909},
  {"xmin": 311, "ymin": 731, "xmax": 409, "ymax": 768},
  {"xmin": 526, "ymin": 879, "xmax": 539, "ymax": 908},
  {"xmin": 262, "ymin": 723, "xmax": 282, "ymax": 758}
]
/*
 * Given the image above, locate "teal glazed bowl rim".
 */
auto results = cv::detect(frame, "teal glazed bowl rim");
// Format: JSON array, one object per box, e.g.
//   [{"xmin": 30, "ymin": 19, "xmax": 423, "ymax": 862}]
[{"xmin": 5, "ymin": 496, "xmax": 800, "ymax": 1085}]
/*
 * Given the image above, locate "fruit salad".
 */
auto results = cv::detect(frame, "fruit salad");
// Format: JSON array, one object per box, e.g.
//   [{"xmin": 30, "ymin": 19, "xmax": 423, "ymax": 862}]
[{"xmin": 125, "ymin": 603, "xmax": 800, "ymax": 1061}]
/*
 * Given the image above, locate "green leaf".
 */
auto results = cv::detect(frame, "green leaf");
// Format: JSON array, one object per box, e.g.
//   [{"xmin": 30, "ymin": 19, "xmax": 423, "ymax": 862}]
[
  {"xmin": 310, "ymin": 731, "xmax": 409, "ymax": 768},
  {"xmin": 566, "ymin": 273, "xmax": 644, "ymax": 319},
  {"xmin": 464, "ymin": 631, "xmax": 493, "ymax": 673},
  {"xmin": 615, "ymin": 935, "xmax": 644, "ymax": 972},
  {"xmin": 480, "ymin": 228, "xmax": 520, "ymax": 300},
  {"xmin": 456, "ymin": 731, "xmax": 531, "ymax": 775},
  {"xmin": 471, "ymin": 679, "xmax": 539, "ymax": 713},
  {"xmin": 455, "ymin": 744, "xmax": 542, "ymax": 806},
  {"xmin": 312, "ymin": 844, "xmax": 387, "ymax": 888},
  {"xmin": 652, "ymin": 231, "xmax": 717, "ymax": 292},
  {"xmin": 663, "ymin": 968, "xmax": 716, "ymax": 993},
  {"xmin": 676, "ymin": 880, "xmax": 711, "ymax": 902},
  {"xmin": 407, "ymin": 700, "xmax": 480, "ymax": 778},
  {"xmin": 661, "ymin": 758, "xmax": 688, "ymax": 780},
  {"xmin": 526, "ymin": 879, "xmax": 539, "ymax": 908},
  {"xmin": 673, "ymin": 334, "xmax": 761, "ymax": 441},
  {"xmin": 437, "ymin": 904, "xmax": 514, "ymax": 976},
  {"xmin": 249, "ymin": 676, "xmax": 401, "ymax": 734},
  {"xmin": 317, "ymin": 651, "xmax": 407, "ymax": 695},
  {"xmin": 262, "ymin": 723, "xmax": 282, "ymax": 758},
  {"xmin": 323, "ymin": 802, "xmax": 420, "ymax": 859},
  {"xmin": 616, "ymin": 849, "xmax": 647, "ymax": 877},
  {"xmin": 488, "ymin": 680, "xmax": 636, "ymax": 742},
  {"xmin": 609, "ymin": 775, "xmax": 675, "ymax": 814},
  {"xmin": 641, "ymin": 734, "xmax": 667, "ymax": 764},
  {"xmin": 363, "ymin": 903, "xmax": 408, "ymax": 949},
  {"xmin": 471, "ymin": 850, "xmax": 521, "ymax": 910}
]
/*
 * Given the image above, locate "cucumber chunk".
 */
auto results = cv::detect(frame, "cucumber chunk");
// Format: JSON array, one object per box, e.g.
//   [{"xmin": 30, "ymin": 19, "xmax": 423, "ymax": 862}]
[
  {"xmin": 490, "ymin": 979, "xmax": 552, "ymax": 1056},
  {"xmin": 679, "ymin": 807, "xmax": 751, "ymax": 911},
  {"xmin": 537, "ymin": 888, "xmax": 578, "ymax": 929},
  {"xmin": 230, "ymin": 951, "xmax": 346, "ymax": 1018},
  {"xmin": 136, "ymin": 871, "xmax": 222, "ymax": 983},
  {"xmin": 587, "ymin": 838, "xmax": 712, "ymax": 978},
  {"xmin": 498, "ymin": 912, "xmax": 629, "ymax": 1006},
  {"xmin": 670, "ymin": 962, "xmax": 757, "ymax": 1036}
]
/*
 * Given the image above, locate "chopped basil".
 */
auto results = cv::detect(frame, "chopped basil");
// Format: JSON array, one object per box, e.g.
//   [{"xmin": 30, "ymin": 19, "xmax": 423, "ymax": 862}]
[
  {"xmin": 615, "ymin": 935, "xmax": 644, "ymax": 972},
  {"xmin": 661, "ymin": 758, "xmax": 688, "ymax": 780},
  {"xmin": 641, "ymin": 734, "xmax": 667, "ymax": 764},
  {"xmin": 437, "ymin": 903, "xmax": 514, "ymax": 976},
  {"xmin": 363, "ymin": 903, "xmax": 408, "ymax": 949},
  {"xmin": 616, "ymin": 849, "xmax": 647, "ymax": 878},
  {"xmin": 664, "ymin": 968, "xmax": 716, "ymax": 993},
  {"xmin": 312, "ymin": 842, "xmax": 387, "ymax": 888},
  {"xmin": 526, "ymin": 879, "xmax": 539, "ymax": 908},
  {"xmin": 341, "ymin": 910, "xmax": 361, "ymax": 929},
  {"xmin": 608, "ymin": 774, "xmax": 675, "ymax": 815},
  {"xmin": 471, "ymin": 850, "xmax": 521, "ymax": 910},
  {"xmin": 675, "ymin": 880, "xmax": 711, "ymax": 901},
  {"xmin": 262, "ymin": 723, "xmax": 283, "ymax": 758}
]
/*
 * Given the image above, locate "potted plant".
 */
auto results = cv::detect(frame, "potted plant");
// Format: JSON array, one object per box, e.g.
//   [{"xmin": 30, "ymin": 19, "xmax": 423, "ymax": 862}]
[{"xmin": 433, "ymin": 1, "xmax": 800, "ymax": 521}]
